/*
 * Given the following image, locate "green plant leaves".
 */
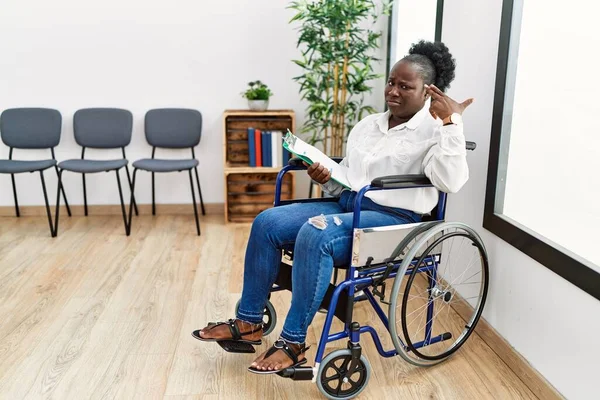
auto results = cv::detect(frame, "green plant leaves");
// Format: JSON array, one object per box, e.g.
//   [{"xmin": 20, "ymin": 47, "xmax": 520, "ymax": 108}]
[
  {"xmin": 289, "ymin": 0, "xmax": 387, "ymax": 154},
  {"xmin": 242, "ymin": 81, "xmax": 273, "ymax": 100}
]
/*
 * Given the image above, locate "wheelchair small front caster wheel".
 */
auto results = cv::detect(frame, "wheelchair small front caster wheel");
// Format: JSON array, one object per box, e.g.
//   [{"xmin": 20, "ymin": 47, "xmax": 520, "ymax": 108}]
[
  {"xmin": 234, "ymin": 299, "xmax": 277, "ymax": 336},
  {"xmin": 316, "ymin": 349, "xmax": 371, "ymax": 400}
]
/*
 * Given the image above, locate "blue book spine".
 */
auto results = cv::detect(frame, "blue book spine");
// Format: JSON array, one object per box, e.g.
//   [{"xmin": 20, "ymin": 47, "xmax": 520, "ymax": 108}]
[
  {"xmin": 262, "ymin": 132, "xmax": 271, "ymax": 167},
  {"xmin": 247, "ymin": 127, "xmax": 256, "ymax": 167}
]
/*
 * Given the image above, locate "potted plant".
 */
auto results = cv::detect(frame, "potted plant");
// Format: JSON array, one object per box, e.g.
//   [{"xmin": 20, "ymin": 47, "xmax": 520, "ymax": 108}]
[
  {"xmin": 242, "ymin": 80, "xmax": 273, "ymax": 111},
  {"xmin": 289, "ymin": 0, "xmax": 392, "ymax": 156}
]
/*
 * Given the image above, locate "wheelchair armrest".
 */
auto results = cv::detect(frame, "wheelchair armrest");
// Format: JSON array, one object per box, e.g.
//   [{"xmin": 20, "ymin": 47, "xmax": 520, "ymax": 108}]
[
  {"xmin": 287, "ymin": 156, "xmax": 344, "ymax": 167},
  {"xmin": 287, "ymin": 157, "xmax": 306, "ymax": 168},
  {"xmin": 370, "ymin": 174, "xmax": 433, "ymax": 189}
]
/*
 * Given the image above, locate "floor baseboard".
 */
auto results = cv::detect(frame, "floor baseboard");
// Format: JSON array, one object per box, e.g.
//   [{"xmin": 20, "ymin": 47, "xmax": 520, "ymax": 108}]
[
  {"xmin": 0, "ymin": 203, "xmax": 224, "ymax": 217},
  {"xmin": 452, "ymin": 299, "xmax": 563, "ymax": 399}
]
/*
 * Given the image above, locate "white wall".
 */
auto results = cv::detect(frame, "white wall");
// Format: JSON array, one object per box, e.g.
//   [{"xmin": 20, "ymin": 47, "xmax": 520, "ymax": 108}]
[
  {"xmin": 388, "ymin": 0, "xmax": 437, "ymax": 70},
  {"xmin": 0, "ymin": 0, "xmax": 388, "ymax": 207},
  {"xmin": 442, "ymin": 1, "xmax": 599, "ymax": 398}
]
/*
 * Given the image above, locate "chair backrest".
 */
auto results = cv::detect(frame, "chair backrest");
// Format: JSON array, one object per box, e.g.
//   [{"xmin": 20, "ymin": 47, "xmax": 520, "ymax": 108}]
[
  {"xmin": 73, "ymin": 108, "xmax": 133, "ymax": 148},
  {"xmin": 0, "ymin": 108, "xmax": 62, "ymax": 149},
  {"xmin": 144, "ymin": 108, "xmax": 202, "ymax": 149}
]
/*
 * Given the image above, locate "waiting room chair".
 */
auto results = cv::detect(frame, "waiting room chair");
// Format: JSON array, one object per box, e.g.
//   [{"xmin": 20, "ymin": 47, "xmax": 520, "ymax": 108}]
[
  {"xmin": 0, "ymin": 108, "xmax": 71, "ymax": 237},
  {"xmin": 54, "ymin": 108, "xmax": 137, "ymax": 236},
  {"xmin": 127, "ymin": 108, "xmax": 205, "ymax": 236}
]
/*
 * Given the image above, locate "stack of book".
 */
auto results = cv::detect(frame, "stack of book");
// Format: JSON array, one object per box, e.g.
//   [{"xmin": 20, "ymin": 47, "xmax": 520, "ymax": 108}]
[{"xmin": 246, "ymin": 128, "xmax": 291, "ymax": 167}]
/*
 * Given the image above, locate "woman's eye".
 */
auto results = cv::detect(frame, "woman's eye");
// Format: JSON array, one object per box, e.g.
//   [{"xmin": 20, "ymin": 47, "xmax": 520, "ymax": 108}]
[
  {"xmin": 401, "ymin": 85, "xmax": 409, "ymax": 90},
  {"xmin": 387, "ymin": 81, "xmax": 393, "ymax": 86}
]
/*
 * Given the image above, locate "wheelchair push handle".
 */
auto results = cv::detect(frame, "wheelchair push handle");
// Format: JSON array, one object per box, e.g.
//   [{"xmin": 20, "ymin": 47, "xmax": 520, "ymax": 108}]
[{"xmin": 286, "ymin": 156, "xmax": 343, "ymax": 168}]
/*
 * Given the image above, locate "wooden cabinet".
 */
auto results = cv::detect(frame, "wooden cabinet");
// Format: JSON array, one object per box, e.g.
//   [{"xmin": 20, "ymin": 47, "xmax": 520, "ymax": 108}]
[{"xmin": 223, "ymin": 110, "xmax": 296, "ymax": 223}]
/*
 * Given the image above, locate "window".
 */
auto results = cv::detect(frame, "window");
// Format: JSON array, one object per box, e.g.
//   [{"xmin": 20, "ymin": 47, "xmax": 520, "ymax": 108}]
[{"xmin": 485, "ymin": 0, "xmax": 600, "ymax": 300}]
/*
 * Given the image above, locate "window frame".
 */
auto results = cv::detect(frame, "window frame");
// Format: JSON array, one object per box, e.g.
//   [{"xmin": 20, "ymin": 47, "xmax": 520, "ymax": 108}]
[{"xmin": 484, "ymin": 0, "xmax": 600, "ymax": 301}]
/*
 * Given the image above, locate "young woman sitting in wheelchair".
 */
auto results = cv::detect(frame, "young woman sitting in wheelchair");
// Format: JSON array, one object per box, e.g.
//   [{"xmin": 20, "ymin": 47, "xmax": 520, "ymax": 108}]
[{"xmin": 193, "ymin": 40, "xmax": 474, "ymax": 374}]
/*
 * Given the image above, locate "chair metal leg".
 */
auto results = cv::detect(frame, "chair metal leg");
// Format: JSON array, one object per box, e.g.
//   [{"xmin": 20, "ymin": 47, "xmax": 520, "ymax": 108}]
[
  {"xmin": 194, "ymin": 167, "xmax": 206, "ymax": 216},
  {"xmin": 11, "ymin": 173, "xmax": 20, "ymax": 217},
  {"xmin": 127, "ymin": 168, "xmax": 138, "ymax": 236},
  {"xmin": 53, "ymin": 169, "xmax": 64, "ymax": 236},
  {"xmin": 125, "ymin": 165, "xmax": 139, "ymax": 216},
  {"xmin": 54, "ymin": 165, "xmax": 71, "ymax": 217},
  {"xmin": 152, "ymin": 172, "xmax": 156, "ymax": 216},
  {"xmin": 82, "ymin": 173, "xmax": 88, "ymax": 216},
  {"xmin": 115, "ymin": 170, "xmax": 129, "ymax": 236},
  {"xmin": 39, "ymin": 170, "xmax": 55, "ymax": 237},
  {"xmin": 188, "ymin": 170, "xmax": 200, "ymax": 236}
]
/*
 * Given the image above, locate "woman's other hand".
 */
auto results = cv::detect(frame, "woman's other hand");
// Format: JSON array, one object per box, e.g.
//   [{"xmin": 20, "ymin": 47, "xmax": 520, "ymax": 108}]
[
  {"xmin": 304, "ymin": 162, "xmax": 331, "ymax": 184},
  {"xmin": 426, "ymin": 84, "xmax": 474, "ymax": 120}
]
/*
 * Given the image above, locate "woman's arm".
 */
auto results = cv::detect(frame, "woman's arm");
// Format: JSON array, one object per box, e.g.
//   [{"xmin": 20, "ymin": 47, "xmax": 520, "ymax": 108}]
[
  {"xmin": 422, "ymin": 84, "xmax": 474, "ymax": 193},
  {"xmin": 422, "ymin": 124, "xmax": 469, "ymax": 193}
]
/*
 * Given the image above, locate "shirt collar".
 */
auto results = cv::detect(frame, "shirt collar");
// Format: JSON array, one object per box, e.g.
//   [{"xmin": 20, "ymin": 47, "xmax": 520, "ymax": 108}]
[{"xmin": 376, "ymin": 98, "xmax": 431, "ymax": 134}]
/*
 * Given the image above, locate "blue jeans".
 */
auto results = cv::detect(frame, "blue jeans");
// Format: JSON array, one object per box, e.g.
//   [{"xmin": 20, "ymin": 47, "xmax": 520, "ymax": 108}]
[{"xmin": 236, "ymin": 190, "xmax": 421, "ymax": 343}]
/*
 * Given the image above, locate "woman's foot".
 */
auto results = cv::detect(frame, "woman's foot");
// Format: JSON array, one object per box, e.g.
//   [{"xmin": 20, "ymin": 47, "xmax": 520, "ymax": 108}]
[
  {"xmin": 192, "ymin": 319, "xmax": 263, "ymax": 344},
  {"xmin": 249, "ymin": 339, "xmax": 309, "ymax": 373}
]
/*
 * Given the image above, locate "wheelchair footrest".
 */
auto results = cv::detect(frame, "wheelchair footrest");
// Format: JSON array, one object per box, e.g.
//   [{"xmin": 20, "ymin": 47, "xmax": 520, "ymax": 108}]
[
  {"xmin": 277, "ymin": 366, "xmax": 314, "ymax": 380},
  {"xmin": 217, "ymin": 340, "xmax": 256, "ymax": 353}
]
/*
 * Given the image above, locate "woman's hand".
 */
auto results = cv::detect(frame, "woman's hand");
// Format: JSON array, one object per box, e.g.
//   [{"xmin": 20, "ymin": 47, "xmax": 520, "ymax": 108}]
[
  {"xmin": 304, "ymin": 161, "xmax": 331, "ymax": 184},
  {"xmin": 425, "ymin": 84, "xmax": 474, "ymax": 120}
]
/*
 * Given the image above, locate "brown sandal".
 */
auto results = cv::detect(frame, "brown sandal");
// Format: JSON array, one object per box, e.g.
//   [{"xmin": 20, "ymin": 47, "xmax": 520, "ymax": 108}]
[{"xmin": 192, "ymin": 319, "xmax": 263, "ymax": 345}]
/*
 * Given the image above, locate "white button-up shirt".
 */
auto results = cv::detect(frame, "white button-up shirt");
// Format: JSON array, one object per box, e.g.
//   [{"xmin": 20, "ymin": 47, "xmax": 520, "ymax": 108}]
[{"xmin": 321, "ymin": 101, "xmax": 469, "ymax": 214}]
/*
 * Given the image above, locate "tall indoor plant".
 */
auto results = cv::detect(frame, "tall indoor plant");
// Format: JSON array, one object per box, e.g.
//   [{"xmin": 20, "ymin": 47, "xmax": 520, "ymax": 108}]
[{"xmin": 289, "ymin": 0, "xmax": 392, "ymax": 157}]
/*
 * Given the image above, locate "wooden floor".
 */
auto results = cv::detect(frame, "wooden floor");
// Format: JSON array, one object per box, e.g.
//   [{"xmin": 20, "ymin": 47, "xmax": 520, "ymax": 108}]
[{"xmin": 0, "ymin": 214, "xmax": 539, "ymax": 399}]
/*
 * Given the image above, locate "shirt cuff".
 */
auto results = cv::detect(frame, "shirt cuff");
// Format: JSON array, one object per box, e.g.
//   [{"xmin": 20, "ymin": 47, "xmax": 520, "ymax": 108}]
[
  {"xmin": 438, "ymin": 123, "xmax": 467, "ymax": 156},
  {"xmin": 319, "ymin": 179, "xmax": 343, "ymax": 194},
  {"xmin": 440, "ymin": 123, "xmax": 463, "ymax": 137}
]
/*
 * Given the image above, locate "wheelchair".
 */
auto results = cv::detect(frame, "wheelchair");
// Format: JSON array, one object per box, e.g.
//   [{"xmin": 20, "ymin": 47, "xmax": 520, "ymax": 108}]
[{"xmin": 232, "ymin": 141, "xmax": 488, "ymax": 399}]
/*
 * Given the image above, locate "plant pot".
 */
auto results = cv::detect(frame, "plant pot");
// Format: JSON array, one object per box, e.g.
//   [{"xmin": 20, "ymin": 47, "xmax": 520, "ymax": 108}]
[{"xmin": 248, "ymin": 100, "xmax": 269, "ymax": 111}]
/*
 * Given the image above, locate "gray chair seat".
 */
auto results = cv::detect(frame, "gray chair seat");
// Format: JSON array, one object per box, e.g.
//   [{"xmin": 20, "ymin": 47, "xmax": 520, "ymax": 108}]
[
  {"xmin": 0, "ymin": 159, "xmax": 57, "ymax": 174},
  {"xmin": 132, "ymin": 158, "xmax": 199, "ymax": 172},
  {"xmin": 58, "ymin": 159, "xmax": 128, "ymax": 173}
]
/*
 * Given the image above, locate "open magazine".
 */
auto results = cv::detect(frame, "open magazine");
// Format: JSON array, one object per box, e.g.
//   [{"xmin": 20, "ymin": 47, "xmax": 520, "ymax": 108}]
[{"xmin": 283, "ymin": 130, "xmax": 351, "ymax": 189}]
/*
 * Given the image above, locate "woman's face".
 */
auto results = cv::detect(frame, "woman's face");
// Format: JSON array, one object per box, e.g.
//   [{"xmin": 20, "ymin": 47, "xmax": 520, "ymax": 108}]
[{"xmin": 385, "ymin": 60, "xmax": 428, "ymax": 120}]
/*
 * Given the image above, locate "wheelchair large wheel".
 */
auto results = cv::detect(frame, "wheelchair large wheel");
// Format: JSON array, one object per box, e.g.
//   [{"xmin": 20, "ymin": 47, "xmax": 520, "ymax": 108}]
[
  {"xmin": 386, "ymin": 220, "xmax": 442, "ymax": 262},
  {"xmin": 388, "ymin": 222, "xmax": 489, "ymax": 366},
  {"xmin": 316, "ymin": 349, "xmax": 371, "ymax": 400},
  {"xmin": 234, "ymin": 299, "xmax": 277, "ymax": 336}
]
